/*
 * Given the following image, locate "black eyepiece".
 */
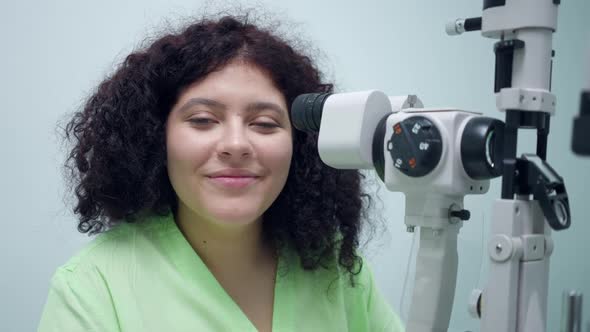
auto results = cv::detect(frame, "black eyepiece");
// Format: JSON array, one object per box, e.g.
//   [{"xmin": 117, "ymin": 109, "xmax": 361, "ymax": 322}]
[
  {"xmin": 461, "ymin": 117, "xmax": 505, "ymax": 180},
  {"xmin": 572, "ymin": 90, "xmax": 590, "ymax": 155},
  {"xmin": 291, "ymin": 93, "xmax": 331, "ymax": 132}
]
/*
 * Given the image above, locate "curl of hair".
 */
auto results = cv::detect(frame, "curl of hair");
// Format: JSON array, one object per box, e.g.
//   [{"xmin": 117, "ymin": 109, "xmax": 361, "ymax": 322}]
[{"xmin": 65, "ymin": 14, "xmax": 371, "ymax": 282}]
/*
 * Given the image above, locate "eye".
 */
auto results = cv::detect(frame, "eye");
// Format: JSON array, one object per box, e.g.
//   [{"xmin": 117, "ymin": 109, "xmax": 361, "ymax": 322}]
[
  {"xmin": 250, "ymin": 115, "xmax": 281, "ymax": 130},
  {"xmin": 188, "ymin": 117, "xmax": 217, "ymax": 126},
  {"xmin": 252, "ymin": 122, "xmax": 280, "ymax": 129}
]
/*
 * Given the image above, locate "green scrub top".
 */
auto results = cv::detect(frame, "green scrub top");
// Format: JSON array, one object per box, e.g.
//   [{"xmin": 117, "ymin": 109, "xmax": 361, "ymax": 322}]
[{"xmin": 38, "ymin": 213, "xmax": 404, "ymax": 332}]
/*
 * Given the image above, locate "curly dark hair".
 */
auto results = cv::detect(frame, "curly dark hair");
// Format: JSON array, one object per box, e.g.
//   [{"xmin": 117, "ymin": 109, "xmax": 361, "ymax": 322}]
[{"xmin": 64, "ymin": 14, "xmax": 371, "ymax": 279}]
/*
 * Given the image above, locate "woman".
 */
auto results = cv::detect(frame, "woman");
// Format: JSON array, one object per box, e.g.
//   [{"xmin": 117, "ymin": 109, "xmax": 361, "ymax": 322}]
[{"xmin": 38, "ymin": 14, "xmax": 404, "ymax": 332}]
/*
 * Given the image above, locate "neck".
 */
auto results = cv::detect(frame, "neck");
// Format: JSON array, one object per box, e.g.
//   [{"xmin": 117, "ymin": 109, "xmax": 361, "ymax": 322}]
[{"xmin": 174, "ymin": 204, "xmax": 274, "ymax": 273}]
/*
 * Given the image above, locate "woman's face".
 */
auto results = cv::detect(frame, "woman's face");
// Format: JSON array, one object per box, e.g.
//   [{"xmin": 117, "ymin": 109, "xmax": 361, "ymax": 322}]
[{"xmin": 166, "ymin": 61, "xmax": 293, "ymax": 228}]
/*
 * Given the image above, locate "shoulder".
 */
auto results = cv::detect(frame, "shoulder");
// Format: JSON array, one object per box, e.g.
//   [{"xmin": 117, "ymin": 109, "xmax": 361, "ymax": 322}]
[
  {"xmin": 58, "ymin": 213, "xmax": 174, "ymax": 274},
  {"xmin": 283, "ymin": 251, "xmax": 404, "ymax": 331},
  {"xmin": 341, "ymin": 257, "xmax": 405, "ymax": 332},
  {"xmin": 39, "ymin": 213, "xmax": 177, "ymax": 332}
]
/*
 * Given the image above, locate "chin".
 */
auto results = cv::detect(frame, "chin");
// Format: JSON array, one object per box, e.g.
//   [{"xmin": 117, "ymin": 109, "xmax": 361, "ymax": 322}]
[
  {"xmin": 197, "ymin": 193, "xmax": 273, "ymax": 225},
  {"xmin": 208, "ymin": 207, "xmax": 264, "ymax": 226}
]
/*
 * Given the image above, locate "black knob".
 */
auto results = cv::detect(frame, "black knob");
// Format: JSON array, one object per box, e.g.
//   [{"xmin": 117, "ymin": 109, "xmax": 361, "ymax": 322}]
[{"xmin": 450, "ymin": 209, "xmax": 471, "ymax": 221}]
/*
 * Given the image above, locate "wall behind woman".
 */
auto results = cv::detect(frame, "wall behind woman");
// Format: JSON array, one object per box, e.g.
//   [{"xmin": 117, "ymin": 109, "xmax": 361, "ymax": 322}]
[{"xmin": 1, "ymin": 1, "xmax": 588, "ymax": 331}]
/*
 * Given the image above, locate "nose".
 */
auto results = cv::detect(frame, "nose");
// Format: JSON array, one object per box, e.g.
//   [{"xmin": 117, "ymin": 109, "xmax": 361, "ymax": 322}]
[{"xmin": 217, "ymin": 122, "xmax": 254, "ymax": 161}]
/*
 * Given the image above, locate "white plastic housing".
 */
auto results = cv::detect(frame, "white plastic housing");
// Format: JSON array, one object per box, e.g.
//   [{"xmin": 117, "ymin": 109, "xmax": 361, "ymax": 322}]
[
  {"xmin": 383, "ymin": 108, "xmax": 491, "ymax": 197},
  {"xmin": 481, "ymin": 199, "xmax": 552, "ymax": 332},
  {"xmin": 481, "ymin": 0, "xmax": 557, "ymax": 39},
  {"xmin": 390, "ymin": 94, "xmax": 424, "ymax": 112},
  {"xmin": 482, "ymin": 0, "xmax": 557, "ymax": 115},
  {"xmin": 406, "ymin": 224, "xmax": 460, "ymax": 332},
  {"xmin": 317, "ymin": 91, "xmax": 420, "ymax": 169}
]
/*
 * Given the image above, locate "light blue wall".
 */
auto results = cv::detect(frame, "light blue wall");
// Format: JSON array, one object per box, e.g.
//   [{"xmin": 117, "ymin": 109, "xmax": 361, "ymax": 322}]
[{"xmin": 1, "ymin": 1, "xmax": 588, "ymax": 331}]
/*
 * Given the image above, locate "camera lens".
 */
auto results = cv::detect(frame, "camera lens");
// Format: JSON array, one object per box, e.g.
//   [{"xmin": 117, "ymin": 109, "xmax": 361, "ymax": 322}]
[
  {"xmin": 461, "ymin": 117, "xmax": 505, "ymax": 180},
  {"xmin": 291, "ymin": 93, "xmax": 332, "ymax": 132},
  {"xmin": 485, "ymin": 129, "xmax": 496, "ymax": 169},
  {"xmin": 553, "ymin": 200, "xmax": 569, "ymax": 227}
]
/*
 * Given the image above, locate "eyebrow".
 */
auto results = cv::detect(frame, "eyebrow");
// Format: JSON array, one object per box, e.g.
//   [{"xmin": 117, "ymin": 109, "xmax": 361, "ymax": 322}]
[
  {"xmin": 177, "ymin": 98, "xmax": 226, "ymax": 113},
  {"xmin": 177, "ymin": 98, "xmax": 287, "ymax": 116}
]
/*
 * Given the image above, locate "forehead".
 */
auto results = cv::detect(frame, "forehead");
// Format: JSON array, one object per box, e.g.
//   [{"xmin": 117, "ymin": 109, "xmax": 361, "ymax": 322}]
[{"xmin": 178, "ymin": 61, "xmax": 285, "ymax": 104}]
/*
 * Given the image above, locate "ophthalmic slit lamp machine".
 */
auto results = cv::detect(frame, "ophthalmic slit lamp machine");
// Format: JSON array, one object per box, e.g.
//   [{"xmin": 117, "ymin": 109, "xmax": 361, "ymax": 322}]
[{"xmin": 290, "ymin": 0, "xmax": 583, "ymax": 331}]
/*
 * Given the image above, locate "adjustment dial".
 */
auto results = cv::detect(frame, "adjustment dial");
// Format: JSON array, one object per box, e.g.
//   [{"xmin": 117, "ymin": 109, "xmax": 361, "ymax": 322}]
[{"xmin": 387, "ymin": 116, "xmax": 442, "ymax": 177}]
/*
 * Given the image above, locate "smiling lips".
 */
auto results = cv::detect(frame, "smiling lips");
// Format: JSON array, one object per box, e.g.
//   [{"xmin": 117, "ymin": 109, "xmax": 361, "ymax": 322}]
[
  {"xmin": 207, "ymin": 169, "xmax": 260, "ymax": 189},
  {"xmin": 208, "ymin": 176, "xmax": 259, "ymax": 188}
]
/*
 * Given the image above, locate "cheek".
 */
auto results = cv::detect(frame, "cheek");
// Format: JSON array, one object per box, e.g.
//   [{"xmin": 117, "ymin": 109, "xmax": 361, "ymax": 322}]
[
  {"xmin": 165, "ymin": 125, "xmax": 210, "ymax": 177},
  {"xmin": 279, "ymin": 144, "xmax": 293, "ymax": 172},
  {"xmin": 258, "ymin": 136, "xmax": 293, "ymax": 177}
]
